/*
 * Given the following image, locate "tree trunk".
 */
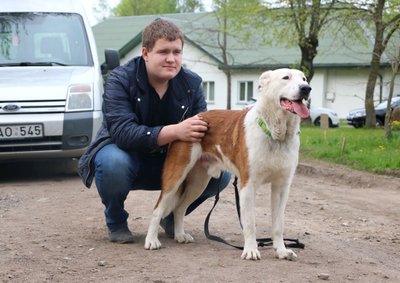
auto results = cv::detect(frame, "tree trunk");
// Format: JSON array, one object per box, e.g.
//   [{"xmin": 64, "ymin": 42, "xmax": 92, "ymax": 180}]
[
  {"xmin": 365, "ymin": 52, "xmax": 380, "ymax": 128},
  {"xmin": 384, "ymin": 48, "xmax": 400, "ymax": 139},
  {"xmin": 364, "ymin": 0, "xmax": 385, "ymax": 128},
  {"xmin": 299, "ymin": 37, "xmax": 318, "ymax": 82},
  {"xmin": 226, "ymin": 71, "xmax": 232, "ymax": 110}
]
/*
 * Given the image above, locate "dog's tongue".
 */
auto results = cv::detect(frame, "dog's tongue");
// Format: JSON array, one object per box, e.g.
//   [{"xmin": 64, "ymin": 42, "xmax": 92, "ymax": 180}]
[
  {"xmin": 281, "ymin": 99, "xmax": 310, "ymax": 118},
  {"xmin": 293, "ymin": 101, "xmax": 310, "ymax": 118}
]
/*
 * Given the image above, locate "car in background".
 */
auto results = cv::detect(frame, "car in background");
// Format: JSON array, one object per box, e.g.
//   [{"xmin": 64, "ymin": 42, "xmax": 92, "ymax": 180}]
[
  {"xmin": 245, "ymin": 98, "xmax": 340, "ymax": 128},
  {"xmin": 309, "ymin": 105, "xmax": 340, "ymax": 127},
  {"xmin": 346, "ymin": 96, "xmax": 400, "ymax": 128}
]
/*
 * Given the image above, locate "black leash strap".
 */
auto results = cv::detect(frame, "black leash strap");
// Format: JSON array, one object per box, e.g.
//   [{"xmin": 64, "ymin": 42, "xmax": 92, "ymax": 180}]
[
  {"xmin": 204, "ymin": 176, "xmax": 305, "ymax": 250},
  {"xmin": 204, "ymin": 181, "xmax": 243, "ymax": 249}
]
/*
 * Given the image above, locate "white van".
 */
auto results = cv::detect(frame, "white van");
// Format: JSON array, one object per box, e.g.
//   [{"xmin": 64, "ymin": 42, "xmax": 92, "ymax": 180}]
[{"xmin": 0, "ymin": 0, "xmax": 114, "ymax": 160}]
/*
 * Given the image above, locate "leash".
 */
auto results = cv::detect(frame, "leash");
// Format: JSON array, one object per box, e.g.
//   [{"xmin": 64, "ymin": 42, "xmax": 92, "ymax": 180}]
[{"xmin": 204, "ymin": 176, "xmax": 305, "ymax": 250}]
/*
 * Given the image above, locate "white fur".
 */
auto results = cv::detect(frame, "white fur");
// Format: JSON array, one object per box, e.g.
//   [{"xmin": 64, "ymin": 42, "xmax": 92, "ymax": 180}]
[{"xmin": 145, "ymin": 68, "xmax": 310, "ymax": 261}]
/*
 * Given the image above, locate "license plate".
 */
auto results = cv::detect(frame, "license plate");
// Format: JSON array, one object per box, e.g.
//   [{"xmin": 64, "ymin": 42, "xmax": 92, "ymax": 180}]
[{"xmin": 0, "ymin": 124, "xmax": 44, "ymax": 140}]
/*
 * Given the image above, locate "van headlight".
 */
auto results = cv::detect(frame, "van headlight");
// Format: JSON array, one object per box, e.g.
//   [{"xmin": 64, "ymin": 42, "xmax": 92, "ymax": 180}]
[{"xmin": 66, "ymin": 84, "xmax": 93, "ymax": 111}]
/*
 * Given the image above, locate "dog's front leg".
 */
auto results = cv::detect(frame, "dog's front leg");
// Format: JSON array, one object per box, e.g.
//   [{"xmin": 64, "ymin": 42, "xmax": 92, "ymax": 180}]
[
  {"xmin": 271, "ymin": 180, "xmax": 297, "ymax": 260},
  {"xmin": 239, "ymin": 184, "xmax": 260, "ymax": 260}
]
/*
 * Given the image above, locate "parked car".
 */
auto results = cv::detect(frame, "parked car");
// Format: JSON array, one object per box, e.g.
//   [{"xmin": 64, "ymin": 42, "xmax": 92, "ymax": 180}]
[
  {"xmin": 309, "ymin": 105, "xmax": 340, "ymax": 127},
  {"xmin": 0, "ymin": 0, "xmax": 118, "ymax": 161},
  {"xmin": 346, "ymin": 96, "xmax": 400, "ymax": 128},
  {"xmin": 246, "ymin": 98, "xmax": 340, "ymax": 127}
]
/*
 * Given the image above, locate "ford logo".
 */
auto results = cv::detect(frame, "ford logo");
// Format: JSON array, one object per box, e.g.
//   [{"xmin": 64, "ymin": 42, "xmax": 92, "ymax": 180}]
[{"xmin": 3, "ymin": 104, "xmax": 21, "ymax": 112}]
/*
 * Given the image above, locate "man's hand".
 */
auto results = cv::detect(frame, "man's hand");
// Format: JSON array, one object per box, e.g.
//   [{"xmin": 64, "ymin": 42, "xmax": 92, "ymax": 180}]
[
  {"xmin": 157, "ymin": 115, "xmax": 208, "ymax": 146},
  {"xmin": 176, "ymin": 115, "xmax": 208, "ymax": 142}
]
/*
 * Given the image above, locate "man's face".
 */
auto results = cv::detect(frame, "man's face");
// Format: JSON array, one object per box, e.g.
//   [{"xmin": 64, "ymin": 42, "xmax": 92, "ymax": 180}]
[{"xmin": 142, "ymin": 38, "xmax": 183, "ymax": 83}]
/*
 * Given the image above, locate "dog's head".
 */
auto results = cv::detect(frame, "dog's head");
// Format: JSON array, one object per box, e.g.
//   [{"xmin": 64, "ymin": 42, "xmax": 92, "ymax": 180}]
[{"xmin": 257, "ymin": 68, "xmax": 311, "ymax": 118}]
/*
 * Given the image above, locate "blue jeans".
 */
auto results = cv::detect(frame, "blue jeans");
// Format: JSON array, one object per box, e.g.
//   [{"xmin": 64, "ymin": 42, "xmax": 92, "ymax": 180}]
[{"xmin": 94, "ymin": 144, "xmax": 231, "ymax": 231}]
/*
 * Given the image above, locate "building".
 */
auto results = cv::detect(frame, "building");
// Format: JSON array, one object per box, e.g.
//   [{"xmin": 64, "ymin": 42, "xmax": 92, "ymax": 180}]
[{"xmin": 92, "ymin": 12, "xmax": 400, "ymax": 118}]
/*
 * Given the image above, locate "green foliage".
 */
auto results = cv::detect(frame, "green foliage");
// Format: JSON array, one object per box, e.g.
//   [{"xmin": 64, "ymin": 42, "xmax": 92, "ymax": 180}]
[
  {"xmin": 112, "ymin": 0, "xmax": 204, "ymax": 16},
  {"xmin": 300, "ymin": 126, "xmax": 400, "ymax": 176},
  {"xmin": 113, "ymin": 0, "xmax": 178, "ymax": 16}
]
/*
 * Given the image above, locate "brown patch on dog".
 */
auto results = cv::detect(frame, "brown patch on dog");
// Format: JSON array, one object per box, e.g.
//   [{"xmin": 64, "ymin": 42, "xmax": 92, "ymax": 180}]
[
  {"xmin": 159, "ymin": 108, "xmax": 250, "ymax": 205},
  {"xmin": 199, "ymin": 109, "xmax": 250, "ymax": 188},
  {"xmin": 156, "ymin": 142, "xmax": 193, "ymax": 207}
]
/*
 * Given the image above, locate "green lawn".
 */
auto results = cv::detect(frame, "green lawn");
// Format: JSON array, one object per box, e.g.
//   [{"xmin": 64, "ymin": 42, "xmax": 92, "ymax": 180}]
[{"xmin": 300, "ymin": 126, "xmax": 400, "ymax": 176}]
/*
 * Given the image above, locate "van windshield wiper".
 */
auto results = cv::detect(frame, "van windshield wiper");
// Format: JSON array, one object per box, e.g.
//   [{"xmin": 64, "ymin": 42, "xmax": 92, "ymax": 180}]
[{"xmin": 0, "ymin": 61, "xmax": 68, "ymax": 66}]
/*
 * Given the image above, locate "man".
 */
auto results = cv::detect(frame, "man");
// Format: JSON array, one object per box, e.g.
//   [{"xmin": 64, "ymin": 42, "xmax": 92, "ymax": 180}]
[{"xmin": 78, "ymin": 19, "xmax": 230, "ymax": 243}]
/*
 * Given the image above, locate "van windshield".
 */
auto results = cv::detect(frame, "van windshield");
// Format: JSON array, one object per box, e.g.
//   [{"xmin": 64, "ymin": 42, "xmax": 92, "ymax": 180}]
[{"xmin": 0, "ymin": 12, "xmax": 93, "ymax": 66}]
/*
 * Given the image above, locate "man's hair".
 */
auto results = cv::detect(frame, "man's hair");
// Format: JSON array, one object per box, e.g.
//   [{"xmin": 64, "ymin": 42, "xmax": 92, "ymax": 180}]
[{"xmin": 142, "ymin": 19, "xmax": 184, "ymax": 51}]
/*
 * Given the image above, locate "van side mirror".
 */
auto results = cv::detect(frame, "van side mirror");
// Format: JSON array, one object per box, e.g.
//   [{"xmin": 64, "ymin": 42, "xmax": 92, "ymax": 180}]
[{"xmin": 102, "ymin": 48, "xmax": 120, "ymax": 75}]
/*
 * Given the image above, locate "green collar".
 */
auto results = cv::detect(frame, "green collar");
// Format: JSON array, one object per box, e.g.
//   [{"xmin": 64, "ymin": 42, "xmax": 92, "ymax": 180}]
[{"xmin": 257, "ymin": 117, "xmax": 271, "ymax": 137}]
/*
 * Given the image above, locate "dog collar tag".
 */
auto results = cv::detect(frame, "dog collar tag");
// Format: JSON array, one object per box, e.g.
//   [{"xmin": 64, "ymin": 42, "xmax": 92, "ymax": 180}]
[{"xmin": 257, "ymin": 117, "xmax": 271, "ymax": 137}]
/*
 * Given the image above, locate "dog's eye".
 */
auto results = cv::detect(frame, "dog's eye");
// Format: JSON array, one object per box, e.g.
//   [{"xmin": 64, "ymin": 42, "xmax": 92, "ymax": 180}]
[
  {"xmin": 303, "ymin": 77, "xmax": 307, "ymax": 82},
  {"xmin": 282, "ymin": 76, "xmax": 290, "ymax": 80}
]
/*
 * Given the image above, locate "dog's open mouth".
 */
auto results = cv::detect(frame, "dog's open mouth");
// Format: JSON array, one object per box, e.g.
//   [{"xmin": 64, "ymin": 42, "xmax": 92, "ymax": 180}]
[{"xmin": 280, "ymin": 98, "xmax": 310, "ymax": 118}]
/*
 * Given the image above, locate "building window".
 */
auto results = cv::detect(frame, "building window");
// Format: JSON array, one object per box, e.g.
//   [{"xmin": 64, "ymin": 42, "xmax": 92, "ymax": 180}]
[
  {"xmin": 238, "ymin": 81, "xmax": 253, "ymax": 103},
  {"xmin": 202, "ymin": 81, "xmax": 215, "ymax": 103}
]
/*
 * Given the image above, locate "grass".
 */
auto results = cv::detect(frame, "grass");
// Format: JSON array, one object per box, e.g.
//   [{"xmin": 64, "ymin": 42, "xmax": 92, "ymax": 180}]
[{"xmin": 300, "ymin": 125, "xmax": 400, "ymax": 176}]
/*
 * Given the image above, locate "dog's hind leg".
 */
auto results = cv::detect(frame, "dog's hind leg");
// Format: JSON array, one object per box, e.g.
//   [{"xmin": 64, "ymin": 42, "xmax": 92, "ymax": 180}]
[
  {"xmin": 239, "ymin": 182, "xmax": 261, "ymax": 260},
  {"xmin": 144, "ymin": 142, "xmax": 200, "ymax": 250},
  {"xmin": 145, "ymin": 181, "xmax": 188, "ymax": 250},
  {"xmin": 270, "ymin": 177, "xmax": 297, "ymax": 260},
  {"xmin": 173, "ymin": 163, "xmax": 212, "ymax": 244},
  {"xmin": 144, "ymin": 198, "xmax": 168, "ymax": 250}
]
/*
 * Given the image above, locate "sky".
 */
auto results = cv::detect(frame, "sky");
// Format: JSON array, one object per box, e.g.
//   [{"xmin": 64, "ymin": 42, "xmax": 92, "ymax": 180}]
[
  {"xmin": 81, "ymin": 0, "xmax": 119, "ymax": 26},
  {"xmin": 81, "ymin": 0, "xmax": 213, "ymax": 26}
]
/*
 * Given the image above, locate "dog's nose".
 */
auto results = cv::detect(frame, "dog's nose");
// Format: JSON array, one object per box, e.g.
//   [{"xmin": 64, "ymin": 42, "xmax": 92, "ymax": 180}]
[{"xmin": 300, "ymin": 85, "xmax": 311, "ymax": 99}]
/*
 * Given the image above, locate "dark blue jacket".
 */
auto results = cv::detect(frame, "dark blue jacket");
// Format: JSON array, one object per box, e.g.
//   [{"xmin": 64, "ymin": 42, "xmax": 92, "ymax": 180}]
[{"xmin": 78, "ymin": 56, "xmax": 207, "ymax": 188}]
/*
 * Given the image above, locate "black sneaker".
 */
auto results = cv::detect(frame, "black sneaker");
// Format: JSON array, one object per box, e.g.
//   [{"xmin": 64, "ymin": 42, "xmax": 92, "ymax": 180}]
[{"xmin": 108, "ymin": 227, "xmax": 134, "ymax": 243}]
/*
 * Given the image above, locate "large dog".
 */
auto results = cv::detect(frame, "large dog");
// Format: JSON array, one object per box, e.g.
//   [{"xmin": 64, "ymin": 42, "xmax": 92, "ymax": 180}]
[{"xmin": 145, "ymin": 68, "xmax": 311, "ymax": 260}]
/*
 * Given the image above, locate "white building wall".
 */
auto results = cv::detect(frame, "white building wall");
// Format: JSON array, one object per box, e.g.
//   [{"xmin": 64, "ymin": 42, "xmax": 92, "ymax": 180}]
[{"xmin": 182, "ymin": 44, "xmax": 227, "ymax": 110}]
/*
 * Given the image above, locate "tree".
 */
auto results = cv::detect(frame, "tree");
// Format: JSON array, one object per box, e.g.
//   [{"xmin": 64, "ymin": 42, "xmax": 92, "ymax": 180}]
[
  {"xmin": 208, "ymin": 0, "xmax": 262, "ymax": 109},
  {"xmin": 230, "ymin": 0, "xmax": 339, "ymax": 82},
  {"xmin": 177, "ymin": 0, "xmax": 204, "ymax": 12},
  {"xmin": 213, "ymin": 0, "xmax": 232, "ymax": 109},
  {"xmin": 93, "ymin": 0, "xmax": 113, "ymax": 22},
  {"xmin": 113, "ymin": 0, "xmax": 204, "ymax": 16},
  {"xmin": 269, "ymin": 1, "xmax": 338, "ymax": 82},
  {"xmin": 236, "ymin": 0, "xmax": 399, "ymax": 127},
  {"xmin": 356, "ymin": 0, "xmax": 400, "ymax": 128},
  {"xmin": 384, "ymin": 46, "xmax": 400, "ymax": 139}
]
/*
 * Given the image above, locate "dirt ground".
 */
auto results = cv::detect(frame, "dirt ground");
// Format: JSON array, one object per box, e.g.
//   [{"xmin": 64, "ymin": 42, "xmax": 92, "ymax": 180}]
[{"xmin": 0, "ymin": 158, "xmax": 399, "ymax": 283}]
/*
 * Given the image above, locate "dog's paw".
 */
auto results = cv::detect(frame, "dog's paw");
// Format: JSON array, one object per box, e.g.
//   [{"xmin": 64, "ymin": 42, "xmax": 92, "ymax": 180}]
[
  {"xmin": 275, "ymin": 248, "xmax": 297, "ymax": 260},
  {"xmin": 144, "ymin": 237, "xmax": 162, "ymax": 250},
  {"xmin": 241, "ymin": 248, "xmax": 261, "ymax": 260},
  {"xmin": 175, "ymin": 233, "xmax": 194, "ymax": 244}
]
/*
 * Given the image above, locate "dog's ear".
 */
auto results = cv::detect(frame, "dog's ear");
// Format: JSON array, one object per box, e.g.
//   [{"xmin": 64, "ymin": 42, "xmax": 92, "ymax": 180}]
[{"xmin": 258, "ymin": 71, "xmax": 271, "ymax": 91}]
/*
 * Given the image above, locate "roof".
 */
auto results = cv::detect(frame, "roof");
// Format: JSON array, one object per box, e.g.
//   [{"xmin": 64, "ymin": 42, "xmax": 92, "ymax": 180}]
[{"xmin": 92, "ymin": 12, "xmax": 395, "ymax": 69}]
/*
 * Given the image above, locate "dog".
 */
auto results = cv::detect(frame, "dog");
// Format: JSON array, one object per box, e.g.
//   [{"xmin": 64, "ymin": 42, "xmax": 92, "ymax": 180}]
[{"xmin": 145, "ymin": 68, "xmax": 311, "ymax": 260}]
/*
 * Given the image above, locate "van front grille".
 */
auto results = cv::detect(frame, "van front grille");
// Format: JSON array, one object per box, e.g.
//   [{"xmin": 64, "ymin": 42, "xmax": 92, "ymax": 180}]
[
  {"xmin": 0, "ymin": 100, "xmax": 66, "ymax": 114},
  {"xmin": 0, "ymin": 136, "xmax": 63, "ymax": 152}
]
